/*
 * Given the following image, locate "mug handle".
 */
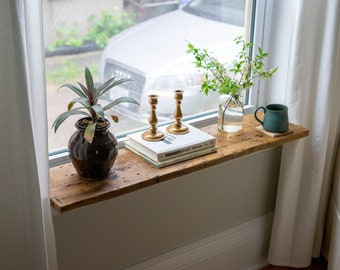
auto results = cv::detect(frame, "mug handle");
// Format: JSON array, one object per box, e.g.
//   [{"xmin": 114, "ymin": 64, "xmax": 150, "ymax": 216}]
[{"xmin": 254, "ymin": 106, "xmax": 266, "ymax": 126}]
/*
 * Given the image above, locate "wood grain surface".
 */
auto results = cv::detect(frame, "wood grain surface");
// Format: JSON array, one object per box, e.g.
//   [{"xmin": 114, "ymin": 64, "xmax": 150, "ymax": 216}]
[{"xmin": 50, "ymin": 113, "xmax": 309, "ymax": 213}]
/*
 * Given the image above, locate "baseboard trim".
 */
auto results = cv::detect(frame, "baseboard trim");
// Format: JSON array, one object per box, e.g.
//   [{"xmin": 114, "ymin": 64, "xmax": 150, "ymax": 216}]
[{"xmin": 125, "ymin": 213, "xmax": 273, "ymax": 270}]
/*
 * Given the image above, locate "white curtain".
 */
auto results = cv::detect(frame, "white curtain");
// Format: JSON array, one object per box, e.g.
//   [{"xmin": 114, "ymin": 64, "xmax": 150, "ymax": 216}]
[
  {"xmin": 267, "ymin": 0, "xmax": 340, "ymax": 268},
  {"xmin": 0, "ymin": 0, "xmax": 57, "ymax": 269}
]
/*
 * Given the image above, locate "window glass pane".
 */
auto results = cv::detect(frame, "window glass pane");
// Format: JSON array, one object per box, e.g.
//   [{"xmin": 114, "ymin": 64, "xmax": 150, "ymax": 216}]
[{"xmin": 44, "ymin": 0, "xmax": 246, "ymax": 152}]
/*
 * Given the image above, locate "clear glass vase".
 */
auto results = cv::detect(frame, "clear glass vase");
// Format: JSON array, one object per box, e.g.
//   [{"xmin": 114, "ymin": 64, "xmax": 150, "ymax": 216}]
[{"xmin": 218, "ymin": 94, "xmax": 244, "ymax": 133}]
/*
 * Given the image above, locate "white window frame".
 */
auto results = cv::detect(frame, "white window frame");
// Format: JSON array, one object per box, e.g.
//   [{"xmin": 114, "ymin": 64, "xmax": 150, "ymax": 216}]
[
  {"xmin": 48, "ymin": 0, "xmax": 267, "ymax": 167},
  {"xmin": 248, "ymin": 0, "xmax": 269, "ymax": 110}
]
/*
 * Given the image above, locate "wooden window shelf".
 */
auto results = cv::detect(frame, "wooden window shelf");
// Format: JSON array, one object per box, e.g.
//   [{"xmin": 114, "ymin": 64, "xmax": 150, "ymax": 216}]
[{"xmin": 50, "ymin": 114, "xmax": 309, "ymax": 214}]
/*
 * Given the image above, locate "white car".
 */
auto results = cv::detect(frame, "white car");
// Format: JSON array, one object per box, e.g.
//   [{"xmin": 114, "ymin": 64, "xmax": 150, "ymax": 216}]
[{"xmin": 100, "ymin": 0, "xmax": 245, "ymax": 122}]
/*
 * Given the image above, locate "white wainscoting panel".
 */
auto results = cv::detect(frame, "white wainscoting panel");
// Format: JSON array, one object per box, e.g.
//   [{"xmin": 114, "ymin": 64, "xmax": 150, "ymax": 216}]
[{"xmin": 125, "ymin": 213, "xmax": 273, "ymax": 270}]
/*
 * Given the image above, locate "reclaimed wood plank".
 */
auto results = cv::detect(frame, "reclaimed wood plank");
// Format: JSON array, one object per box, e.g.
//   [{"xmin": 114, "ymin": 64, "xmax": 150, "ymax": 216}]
[{"xmin": 50, "ymin": 113, "xmax": 309, "ymax": 213}]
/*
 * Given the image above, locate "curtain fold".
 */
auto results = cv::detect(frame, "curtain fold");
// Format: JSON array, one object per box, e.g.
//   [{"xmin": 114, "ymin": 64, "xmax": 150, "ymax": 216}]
[
  {"xmin": 0, "ymin": 0, "xmax": 57, "ymax": 269},
  {"xmin": 267, "ymin": 0, "xmax": 340, "ymax": 267}
]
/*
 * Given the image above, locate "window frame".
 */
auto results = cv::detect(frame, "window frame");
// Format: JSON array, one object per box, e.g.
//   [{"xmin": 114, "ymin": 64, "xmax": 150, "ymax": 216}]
[{"xmin": 48, "ymin": 0, "xmax": 266, "ymax": 167}]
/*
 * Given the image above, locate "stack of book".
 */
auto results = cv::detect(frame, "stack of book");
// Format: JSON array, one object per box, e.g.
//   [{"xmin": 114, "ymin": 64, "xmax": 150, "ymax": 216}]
[{"xmin": 125, "ymin": 124, "xmax": 216, "ymax": 168}]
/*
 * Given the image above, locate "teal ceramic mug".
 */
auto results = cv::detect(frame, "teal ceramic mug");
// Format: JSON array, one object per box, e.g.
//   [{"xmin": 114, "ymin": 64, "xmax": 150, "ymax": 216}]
[{"xmin": 254, "ymin": 104, "xmax": 289, "ymax": 133}]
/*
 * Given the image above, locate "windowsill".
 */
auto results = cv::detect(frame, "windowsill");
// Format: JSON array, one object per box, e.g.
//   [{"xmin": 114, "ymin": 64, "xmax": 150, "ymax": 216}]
[{"xmin": 50, "ymin": 114, "xmax": 309, "ymax": 214}]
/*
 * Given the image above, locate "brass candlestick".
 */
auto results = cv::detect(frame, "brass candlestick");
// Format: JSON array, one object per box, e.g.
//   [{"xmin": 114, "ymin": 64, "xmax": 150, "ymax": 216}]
[
  {"xmin": 167, "ymin": 90, "xmax": 189, "ymax": 134},
  {"xmin": 142, "ymin": 94, "xmax": 165, "ymax": 141}
]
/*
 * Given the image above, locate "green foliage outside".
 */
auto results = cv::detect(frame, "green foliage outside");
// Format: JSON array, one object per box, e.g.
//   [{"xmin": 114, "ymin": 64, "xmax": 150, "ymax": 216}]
[
  {"xmin": 46, "ymin": 60, "xmax": 98, "ymax": 85},
  {"xmin": 48, "ymin": 9, "xmax": 136, "ymax": 52},
  {"xmin": 85, "ymin": 10, "xmax": 136, "ymax": 48},
  {"xmin": 48, "ymin": 22, "xmax": 83, "ymax": 52}
]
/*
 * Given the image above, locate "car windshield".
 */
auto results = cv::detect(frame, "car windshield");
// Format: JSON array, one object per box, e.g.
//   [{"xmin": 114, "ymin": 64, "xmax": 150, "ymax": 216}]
[{"xmin": 183, "ymin": 0, "xmax": 245, "ymax": 26}]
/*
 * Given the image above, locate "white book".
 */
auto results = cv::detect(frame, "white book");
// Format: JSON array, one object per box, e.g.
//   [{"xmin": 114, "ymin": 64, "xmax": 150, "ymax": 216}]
[
  {"xmin": 125, "ymin": 123, "xmax": 215, "ymax": 162},
  {"xmin": 125, "ymin": 144, "xmax": 217, "ymax": 168}
]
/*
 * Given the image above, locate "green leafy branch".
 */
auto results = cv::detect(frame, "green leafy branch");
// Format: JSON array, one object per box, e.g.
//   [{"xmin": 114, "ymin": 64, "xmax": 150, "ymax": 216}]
[{"xmin": 186, "ymin": 36, "xmax": 278, "ymax": 100}]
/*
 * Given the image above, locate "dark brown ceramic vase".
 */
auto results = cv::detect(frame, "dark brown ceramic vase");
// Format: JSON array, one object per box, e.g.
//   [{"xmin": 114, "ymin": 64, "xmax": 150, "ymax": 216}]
[{"xmin": 68, "ymin": 117, "xmax": 118, "ymax": 180}]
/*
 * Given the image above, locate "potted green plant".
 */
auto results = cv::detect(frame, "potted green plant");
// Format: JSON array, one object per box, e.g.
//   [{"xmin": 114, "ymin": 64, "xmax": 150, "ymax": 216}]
[
  {"xmin": 187, "ymin": 36, "xmax": 278, "ymax": 133},
  {"xmin": 53, "ymin": 67, "xmax": 139, "ymax": 180}
]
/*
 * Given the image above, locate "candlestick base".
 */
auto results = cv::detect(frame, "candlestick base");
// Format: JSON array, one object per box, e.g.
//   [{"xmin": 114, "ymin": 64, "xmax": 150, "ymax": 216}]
[
  {"xmin": 166, "ymin": 123, "xmax": 189, "ymax": 134},
  {"xmin": 142, "ymin": 130, "xmax": 165, "ymax": 141}
]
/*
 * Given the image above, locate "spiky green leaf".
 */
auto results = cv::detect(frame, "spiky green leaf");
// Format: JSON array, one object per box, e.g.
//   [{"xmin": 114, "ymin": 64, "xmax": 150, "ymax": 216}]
[
  {"xmin": 52, "ymin": 108, "xmax": 89, "ymax": 133},
  {"xmin": 69, "ymin": 97, "xmax": 91, "ymax": 109},
  {"xmin": 95, "ymin": 95, "xmax": 112, "ymax": 103},
  {"xmin": 77, "ymin": 82, "xmax": 89, "ymax": 96},
  {"xmin": 84, "ymin": 121, "xmax": 96, "ymax": 144},
  {"xmin": 58, "ymin": 83, "xmax": 87, "ymax": 98},
  {"xmin": 98, "ymin": 78, "xmax": 133, "ymax": 96},
  {"xmin": 95, "ymin": 77, "xmax": 116, "ymax": 94},
  {"xmin": 91, "ymin": 104, "xmax": 105, "ymax": 120},
  {"xmin": 85, "ymin": 67, "xmax": 95, "ymax": 92},
  {"xmin": 54, "ymin": 65, "xmax": 140, "ymax": 131},
  {"xmin": 103, "ymin": 97, "xmax": 139, "ymax": 111}
]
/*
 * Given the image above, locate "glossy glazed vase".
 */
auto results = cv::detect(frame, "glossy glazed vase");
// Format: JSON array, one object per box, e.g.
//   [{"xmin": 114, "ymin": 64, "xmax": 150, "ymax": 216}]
[
  {"xmin": 218, "ymin": 94, "xmax": 244, "ymax": 133},
  {"xmin": 68, "ymin": 118, "xmax": 118, "ymax": 180}
]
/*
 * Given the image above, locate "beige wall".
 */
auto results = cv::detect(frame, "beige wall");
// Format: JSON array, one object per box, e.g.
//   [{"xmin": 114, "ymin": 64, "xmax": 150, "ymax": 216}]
[
  {"xmin": 42, "ymin": 0, "xmax": 122, "ymax": 47},
  {"xmin": 53, "ymin": 147, "xmax": 281, "ymax": 270}
]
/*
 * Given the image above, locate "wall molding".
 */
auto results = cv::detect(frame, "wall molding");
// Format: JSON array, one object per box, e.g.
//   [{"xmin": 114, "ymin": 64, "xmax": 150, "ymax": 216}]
[
  {"xmin": 125, "ymin": 213, "xmax": 273, "ymax": 270},
  {"xmin": 322, "ymin": 193, "xmax": 340, "ymax": 264}
]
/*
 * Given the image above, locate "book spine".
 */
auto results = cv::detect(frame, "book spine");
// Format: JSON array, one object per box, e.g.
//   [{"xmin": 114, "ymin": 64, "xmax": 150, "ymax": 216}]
[
  {"xmin": 158, "ymin": 139, "xmax": 215, "ymax": 161},
  {"xmin": 156, "ymin": 147, "xmax": 217, "ymax": 168},
  {"xmin": 125, "ymin": 140, "xmax": 158, "ymax": 160},
  {"xmin": 125, "ymin": 144, "xmax": 217, "ymax": 169}
]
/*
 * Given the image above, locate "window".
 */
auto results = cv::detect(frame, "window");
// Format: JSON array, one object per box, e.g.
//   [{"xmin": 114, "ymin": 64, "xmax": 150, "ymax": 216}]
[{"xmin": 43, "ymin": 0, "xmax": 257, "ymax": 164}]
